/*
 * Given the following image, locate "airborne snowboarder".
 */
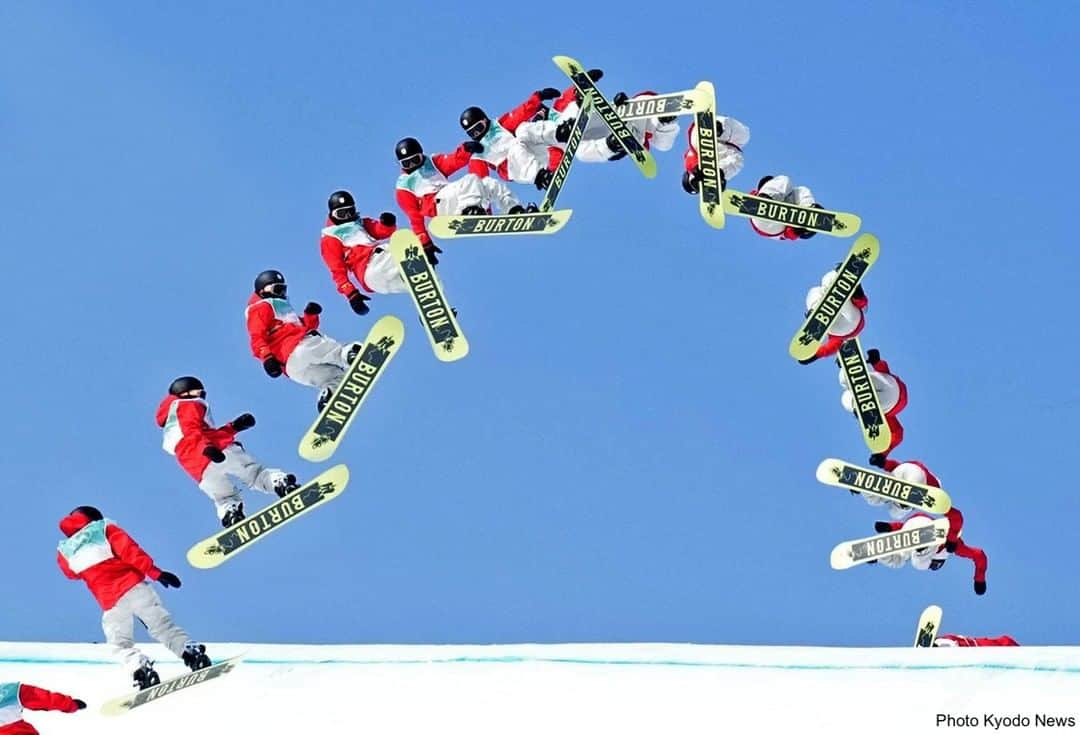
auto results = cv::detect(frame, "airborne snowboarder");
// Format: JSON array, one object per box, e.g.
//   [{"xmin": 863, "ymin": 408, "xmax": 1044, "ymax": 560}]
[
  {"xmin": 839, "ymin": 348, "xmax": 907, "ymax": 463},
  {"xmin": 155, "ymin": 376, "xmax": 298, "ymax": 527},
  {"xmin": 56, "ymin": 506, "xmax": 212, "ymax": 689},
  {"xmin": 681, "ymin": 113, "xmax": 751, "ymax": 194},
  {"xmin": 319, "ymin": 189, "xmax": 403, "ymax": 315},
  {"xmin": 0, "ymin": 683, "xmax": 85, "ymax": 735},
  {"xmin": 245, "ymin": 269, "xmax": 361, "ymax": 412},
  {"xmin": 800, "ymin": 269, "xmax": 869, "ymax": 364},
  {"xmin": 872, "ymin": 507, "xmax": 989, "ymax": 595},
  {"xmin": 858, "ymin": 456, "xmax": 942, "ymax": 519},
  {"xmin": 743, "ymin": 175, "xmax": 823, "ymax": 240}
]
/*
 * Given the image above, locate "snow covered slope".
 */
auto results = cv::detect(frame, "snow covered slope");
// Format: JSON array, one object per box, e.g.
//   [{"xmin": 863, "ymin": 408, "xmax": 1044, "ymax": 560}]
[{"xmin": 3, "ymin": 642, "xmax": 1078, "ymax": 734}]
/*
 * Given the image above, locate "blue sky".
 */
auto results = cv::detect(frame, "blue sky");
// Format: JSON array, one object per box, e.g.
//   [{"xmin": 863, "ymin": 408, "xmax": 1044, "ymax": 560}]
[{"xmin": 1, "ymin": 2, "xmax": 1077, "ymax": 647}]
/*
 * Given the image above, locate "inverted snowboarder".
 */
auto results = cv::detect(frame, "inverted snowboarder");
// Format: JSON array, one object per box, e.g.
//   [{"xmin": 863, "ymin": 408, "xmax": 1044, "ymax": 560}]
[
  {"xmin": 857, "ymin": 456, "xmax": 942, "ymax": 519},
  {"xmin": 156, "ymin": 376, "xmax": 298, "ymax": 527},
  {"xmin": 872, "ymin": 507, "xmax": 989, "ymax": 595},
  {"xmin": 319, "ymin": 190, "xmax": 401, "ymax": 316},
  {"xmin": 839, "ymin": 347, "xmax": 907, "ymax": 463},
  {"xmin": 800, "ymin": 269, "xmax": 869, "ymax": 364},
  {"xmin": 0, "ymin": 683, "xmax": 85, "ymax": 735},
  {"xmin": 746, "ymin": 175, "xmax": 823, "ymax": 240},
  {"xmin": 56, "ymin": 506, "xmax": 211, "ymax": 689},
  {"xmin": 246, "ymin": 269, "xmax": 361, "ymax": 412},
  {"xmin": 680, "ymin": 113, "xmax": 751, "ymax": 194}
]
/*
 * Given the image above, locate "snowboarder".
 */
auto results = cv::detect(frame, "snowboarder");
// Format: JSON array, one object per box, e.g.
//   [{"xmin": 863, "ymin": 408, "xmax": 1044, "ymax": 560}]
[
  {"xmin": 394, "ymin": 136, "xmax": 524, "ymax": 264},
  {"xmin": 839, "ymin": 348, "xmax": 907, "ymax": 462},
  {"xmin": 873, "ymin": 507, "xmax": 989, "ymax": 595},
  {"xmin": 742, "ymin": 175, "xmax": 823, "ymax": 240},
  {"xmin": 859, "ymin": 456, "xmax": 940, "ymax": 519},
  {"xmin": 934, "ymin": 634, "xmax": 1019, "ymax": 647},
  {"xmin": 461, "ymin": 90, "xmax": 575, "ymax": 189},
  {"xmin": 800, "ymin": 271, "xmax": 869, "ymax": 364},
  {"xmin": 319, "ymin": 190, "xmax": 402, "ymax": 315},
  {"xmin": 681, "ymin": 114, "xmax": 751, "ymax": 193},
  {"xmin": 0, "ymin": 683, "xmax": 85, "ymax": 735},
  {"xmin": 246, "ymin": 270, "xmax": 361, "ymax": 412},
  {"xmin": 56, "ymin": 506, "xmax": 212, "ymax": 689},
  {"xmin": 155, "ymin": 376, "xmax": 298, "ymax": 527}
]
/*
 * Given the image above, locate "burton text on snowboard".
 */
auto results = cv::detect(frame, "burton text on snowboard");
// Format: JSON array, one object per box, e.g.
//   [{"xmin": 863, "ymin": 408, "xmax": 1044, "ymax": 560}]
[
  {"xmin": 830, "ymin": 517, "xmax": 951, "ymax": 570},
  {"xmin": 99, "ymin": 656, "xmax": 243, "ymax": 716},
  {"xmin": 723, "ymin": 189, "xmax": 861, "ymax": 236},
  {"xmin": 427, "ymin": 210, "xmax": 572, "ymax": 239},
  {"xmin": 838, "ymin": 337, "xmax": 892, "ymax": 454},
  {"xmin": 389, "ymin": 230, "xmax": 468, "ymax": 361},
  {"xmin": 693, "ymin": 81, "xmax": 724, "ymax": 229},
  {"xmin": 816, "ymin": 458, "xmax": 951, "ymax": 513},
  {"xmin": 541, "ymin": 92, "xmax": 594, "ymax": 212}
]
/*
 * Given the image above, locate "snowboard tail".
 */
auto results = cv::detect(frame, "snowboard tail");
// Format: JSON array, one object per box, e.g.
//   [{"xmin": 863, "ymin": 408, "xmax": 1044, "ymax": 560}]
[
  {"xmin": 789, "ymin": 234, "xmax": 880, "ymax": 361},
  {"xmin": 815, "ymin": 458, "xmax": 951, "ymax": 513},
  {"xmin": 427, "ymin": 210, "xmax": 572, "ymax": 238},
  {"xmin": 99, "ymin": 656, "xmax": 243, "ymax": 716},
  {"xmin": 187, "ymin": 465, "xmax": 349, "ymax": 569},
  {"xmin": 723, "ymin": 189, "xmax": 861, "ymax": 236},
  {"xmin": 390, "ymin": 230, "xmax": 468, "ymax": 361},
  {"xmin": 838, "ymin": 337, "xmax": 892, "ymax": 454}
]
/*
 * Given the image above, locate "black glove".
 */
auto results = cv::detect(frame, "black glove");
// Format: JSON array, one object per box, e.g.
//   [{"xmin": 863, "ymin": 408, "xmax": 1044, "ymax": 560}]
[
  {"xmin": 657, "ymin": 114, "xmax": 677, "ymax": 124},
  {"xmin": 974, "ymin": 580, "xmax": 987, "ymax": 595},
  {"xmin": 534, "ymin": 168, "xmax": 553, "ymax": 190},
  {"xmin": 508, "ymin": 205, "xmax": 525, "ymax": 215},
  {"xmin": 424, "ymin": 243, "xmax": 442, "ymax": 266},
  {"xmin": 203, "ymin": 446, "xmax": 226, "ymax": 464},
  {"xmin": 379, "ymin": 211, "xmax": 396, "ymax": 227},
  {"xmin": 681, "ymin": 168, "xmax": 703, "ymax": 195},
  {"xmin": 797, "ymin": 355, "xmax": 819, "ymax": 366},
  {"xmin": 852, "ymin": 283, "xmax": 866, "ymax": 301},
  {"xmin": 868, "ymin": 453, "xmax": 887, "ymax": 468},
  {"xmin": 349, "ymin": 291, "xmax": 370, "ymax": 315},
  {"xmin": 536, "ymin": 87, "xmax": 560, "ymax": 101},
  {"xmin": 928, "ymin": 559, "xmax": 946, "ymax": 571},
  {"xmin": 866, "ymin": 348, "xmax": 881, "ymax": 365},
  {"xmin": 586, "ymin": 68, "xmax": 603, "ymax": 82},
  {"xmin": 874, "ymin": 521, "xmax": 893, "ymax": 534},
  {"xmin": 604, "ymin": 133, "xmax": 627, "ymax": 161},
  {"xmin": 304, "ymin": 302, "xmax": 322, "ymax": 316},
  {"xmin": 462, "ymin": 140, "xmax": 483, "ymax": 154},
  {"xmin": 555, "ymin": 118, "xmax": 575, "ymax": 144},
  {"xmin": 231, "ymin": 413, "xmax": 256, "ymax": 432},
  {"xmin": 157, "ymin": 571, "xmax": 182, "ymax": 589},
  {"xmin": 944, "ymin": 539, "xmax": 958, "ymax": 553},
  {"xmin": 460, "ymin": 205, "xmax": 486, "ymax": 216},
  {"xmin": 612, "ymin": 91, "xmax": 628, "ymax": 106},
  {"xmin": 73, "ymin": 699, "xmax": 87, "ymax": 710},
  {"xmin": 262, "ymin": 356, "xmax": 283, "ymax": 378}
]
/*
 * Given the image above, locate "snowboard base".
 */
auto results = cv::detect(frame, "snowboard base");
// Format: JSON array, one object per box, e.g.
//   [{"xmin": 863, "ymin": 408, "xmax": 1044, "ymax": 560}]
[
  {"xmin": 99, "ymin": 656, "xmax": 242, "ymax": 716},
  {"xmin": 390, "ymin": 230, "xmax": 468, "ymax": 361},
  {"xmin": 428, "ymin": 210, "xmax": 572, "ymax": 238},
  {"xmin": 915, "ymin": 604, "xmax": 943, "ymax": 648},
  {"xmin": 723, "ymin": 189, "xmax": 861, "ymax": 237}
]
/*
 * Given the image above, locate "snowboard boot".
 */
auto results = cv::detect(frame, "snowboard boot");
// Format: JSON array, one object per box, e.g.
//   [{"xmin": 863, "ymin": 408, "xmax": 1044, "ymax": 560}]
[
  {"xmin": 133, "ymin": 663, "xmax": 160, "ymax": 691},
  {"xmin": 273, "ymin": 473, "xmax": 299, "ymax": 499},
  {"xmin": 604, "ymin": 133, "xmax": 627, "ymax": 161},
  {"xmin": 524, "ymin": 203, "xmax": 539, "ymax": 213},
  {"xmin": 346, "ymin": 343, "xmax": 362, "ymax": 363},
  {"xmin": 182, "ymin": 643, "xmax": 212, "ymax": 672},
  {"xmin": 317, "ymin": 387, "xmax": 334, "ymax": 413},
  {"xmin": 221, "ymin": 503, "xmax": 245, "ymax": 528},
  {"xmin": 460, "ymin": 205, "xmax": 486, "ymax": 216}
]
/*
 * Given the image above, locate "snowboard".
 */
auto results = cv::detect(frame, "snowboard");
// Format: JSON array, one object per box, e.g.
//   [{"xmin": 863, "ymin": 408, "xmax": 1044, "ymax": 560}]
[
  {"xmin": 722, "ymin": 189, "xmax": 861, "ymax": 237},
  {"xmin": 99, "ymin": 656, "xmax": 243, "ymax": 716},
  {"xmin": 298, "ymin": 315, "xmax": 403, "ymax": 462},
  {"xmin": 789, "ymin": 234, "xmax": 880, "ymax": 362},
  {"xmin": 692, "ymin": 81, "xmax": 724, "ymax": 229},
  {"xmin": 389, "ymin": 230, "xmax": 468, "ymax": 362},
  {"xmin": 816, "ymin": 458, "xmax": 952, "ymax": 513},
  {"xmin": 427, "ymin": 210, "xmax": 573, "ymax": 239},
  {"xmin": 187, "ymin": 465, "xmax": 349, "ymax": 569},
  {"xmin": 830, "ymin": 517, "xmax": 951, "ymax": 570},
  {"xmin": 615, "ymin": 86, "xmax": 709, "ymax": 121},
  {"xmin": 838, "ymin": 337, "xmax": 893, "ymax": 454},
  {"xmin": 552, "ymin": 54, "xmax": 657, "ymax": 179},
  {"xmin": 914, "ymin": 604, "xmax": 943, "ymax": 648},
  {"xmin": 541, "ymin": 92, "xmax": 594, "ymax": 213}
]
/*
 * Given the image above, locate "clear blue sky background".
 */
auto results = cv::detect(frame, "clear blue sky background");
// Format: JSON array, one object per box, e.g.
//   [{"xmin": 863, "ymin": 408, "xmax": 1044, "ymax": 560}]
[{"xmin": 2, "ymin": 2, "xmax": 1077, "ymax": 647}]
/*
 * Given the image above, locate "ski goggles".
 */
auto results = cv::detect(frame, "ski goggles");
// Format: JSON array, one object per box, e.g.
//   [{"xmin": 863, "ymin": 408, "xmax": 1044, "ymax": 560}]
[
  {"xmin": 398, "ymin": 153, "xmax": 423, "ymax": 171},
  {"xmin": 463, "ymin": 119, "xmax": 488, "ymax": 140},
  {"xmin": 330, "ymin": 205, "xmax": 356, "ymax": 221}
]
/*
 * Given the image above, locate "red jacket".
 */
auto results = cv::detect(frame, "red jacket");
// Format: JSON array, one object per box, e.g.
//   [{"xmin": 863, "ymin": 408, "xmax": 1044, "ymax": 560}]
[
  {"xmin": 155, "ymin": 395, "xmax": 238, "ymax": 482},
  {"xmin": 319, "ymin": 216, "xmax": 397, "ymax": 298},
  {"xmin": 245, "ymin": 293, "xmax": 319, "ymax": 366},
  {"xmin": 395, "ymin": 145, "xmax": 474, "ymax": 245},
  {"xmin": 879, "ymin": 508, "xmax": 988, "ymax": 584},
  {"xmin": 0, "ymin": 684, "xmax": 81, "ymax": 735},
  {"xmin": 56, "ymin": 511, "xmax": 162, "ymax": 610},
  {"xmin": 467, "ymin": 93, "xmax": 545, "ymax": 181},
  {"xmin": 937, "ymin": 635, "xmax": 1018, "ymax": 647}
]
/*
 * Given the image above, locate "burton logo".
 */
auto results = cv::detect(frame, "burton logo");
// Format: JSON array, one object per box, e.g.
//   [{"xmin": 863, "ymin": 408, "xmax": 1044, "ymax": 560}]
[{"xmin": 400, "ymin": 245, "xmax": 459, "ymax": 351}]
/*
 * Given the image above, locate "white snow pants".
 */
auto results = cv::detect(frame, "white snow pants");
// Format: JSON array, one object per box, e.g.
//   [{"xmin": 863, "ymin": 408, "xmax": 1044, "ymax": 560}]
[
  {"xmin": 285, "ymin": 333, "xmax": 358, "ymax": 393},
  {"xmin": 364, "ymin": 248, "xmax": 408, "ymax": 295},
  {"xmin": 574, "ymin": 117, "xmax": 679, "ymax": 163},
  {"xmin": 752, "ymin": 175, "xmax": 816, "ymax": 236},
  {"xmin": 198, "ymin": 443, "xmax": 288, "ymax": 520},
  {"xmin": 434, "ymin": 173, "xmax": 519, "ymax": 215},
  {"xmin": 102, "ymin": 582, "xmax": 192, "ymax": 673}
]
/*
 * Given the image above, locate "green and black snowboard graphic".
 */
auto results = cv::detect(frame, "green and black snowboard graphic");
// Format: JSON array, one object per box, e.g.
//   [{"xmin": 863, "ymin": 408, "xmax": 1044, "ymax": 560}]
[
  {"xmin": 390, "ymin": 230, "xmax": 468, "ymax": 361},
  {"xmin": 723, "ymin": 189, "xmax": 861, "ymax": 237},
  {"xmin": 100, "ymin": 656, "xmax": 243, "ymax": 715},
  {"xmin": 838, "ymin": 337, "xmax": 892, "ymax": 454}
]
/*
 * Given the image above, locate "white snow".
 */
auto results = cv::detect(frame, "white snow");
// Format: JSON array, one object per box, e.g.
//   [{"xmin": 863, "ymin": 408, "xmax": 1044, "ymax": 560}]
[{"xmin": 3, "ymin": 642, "xmax": 1078, "ymax": 734}]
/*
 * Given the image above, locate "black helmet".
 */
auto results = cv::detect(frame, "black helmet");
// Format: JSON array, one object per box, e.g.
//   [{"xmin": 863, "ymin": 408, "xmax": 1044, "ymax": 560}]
[
  {"xmin": 328, "ymin": 190, "xmax": 357, "ymax": 223},
  {"xmin": 168, "ymin": 376, "xmax": 205, "ymax": 396},
  {"xmin": 254, "ymin": 269, "xmax": 286, "ymax": 297},
  {"xmin": 395, "ymin": 137, "xmax": 425, "ymax": 172},
  {"xmin": 71, "ymin": 505, "xmax": 103, "ymax": 522},
  {"xmin": 459, "ymin": 106, "xmax": 490, "ymax": 140}
]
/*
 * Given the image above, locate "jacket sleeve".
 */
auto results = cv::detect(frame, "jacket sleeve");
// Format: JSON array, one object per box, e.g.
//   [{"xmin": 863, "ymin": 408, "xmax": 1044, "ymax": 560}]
[
  {"xmin": 319, "ymin": 234, "xmax": 358, "ymax": 298},
  {"xmin": 498, "ymin": 92, "xmax": 543, "ymax": 133},
  {"xmin": 852, "ymin": 291, "xmax": 869, "ymax": 310},
  {"xmin": 547, "ymin": 146, "xmax": 563, "ymax": 171},
  {"xmin": 944, "ymin": 507, "xmax": 964, "ymax": 545},
  {"xmin": 952, "ymin": 539, "xmax": 988, "ymax": 583},
  {"xmin": 106, "ymin": 525, "xmax": 162, "ymax": 581},
  {"xmin": 56, "ymin": 551, "xmax": 78, "ymax": 579},
  {"xmin": 177, "ymin": 401, "xmax": 235, "ymax": 454},
  {"xmin": 432, "ymin": 145, "xmax": 473, "ymax": 177},
  {"xmin": 302, "ymin": 310, "xmax": 320, "ymax": 331},
  {"xmin": 683, "ymin": 125, "xmax": 699, "ymax": 172},
  {"xmin": 362, "ymin": 217, "xmax": 396, "ymax": 241},
  {"xmin": 246, "ymin": 301, "xmax": 274, "ymax": 360},
  {"xmin": 396, "ymin": 188, "xmax": 431, "ymax": 246},
  {"xmin": 871, "ymin": 359, "xmax": 892, "ymax": 376},
  {"xmin": 468, "ymin": 158, "xmax": 492, "ymax": 178},
  {"xmin": 18, "ymin": 684, "xmax": 81, "ymax": 713}
]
